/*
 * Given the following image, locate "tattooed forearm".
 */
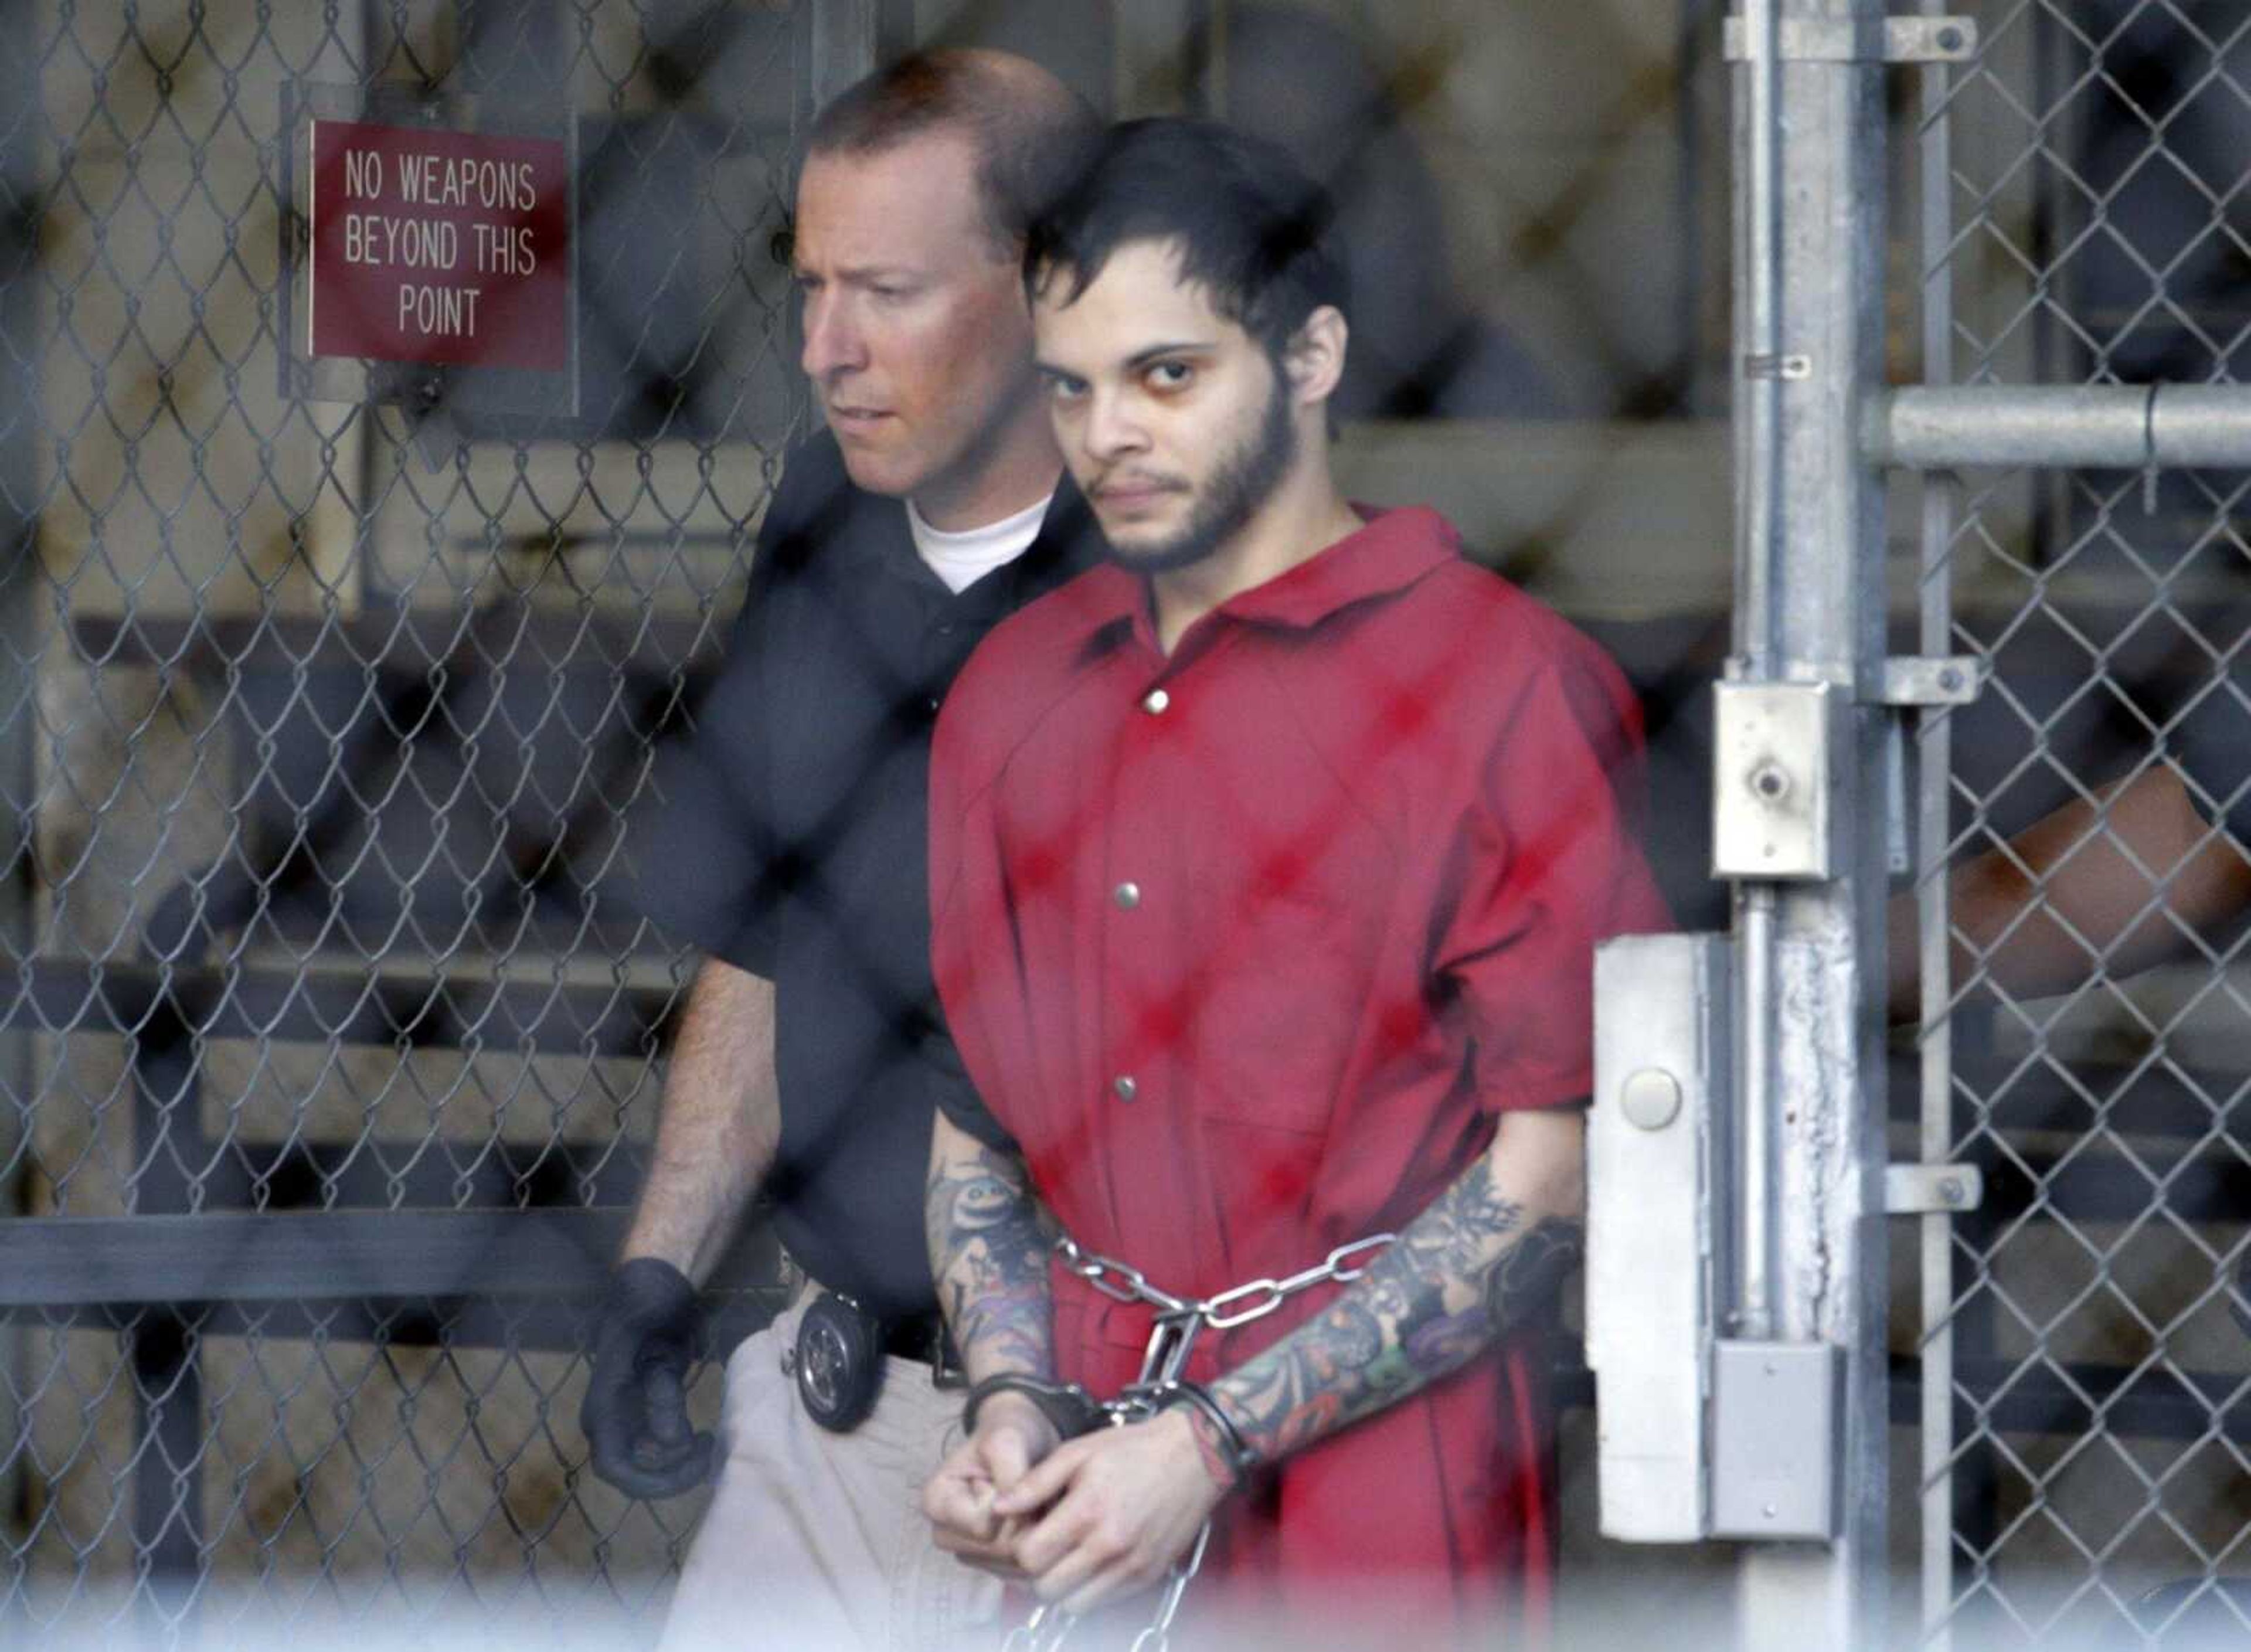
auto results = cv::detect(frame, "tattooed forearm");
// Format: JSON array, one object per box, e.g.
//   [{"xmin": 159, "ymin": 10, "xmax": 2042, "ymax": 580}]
[
  {"xmin": 925, "ymin": 1117, "xmax": 1053, "ymax": 1382},
  {"xmin": 1209, "ymin": 1147, "xmax": 1584, "ymax": 1464}
]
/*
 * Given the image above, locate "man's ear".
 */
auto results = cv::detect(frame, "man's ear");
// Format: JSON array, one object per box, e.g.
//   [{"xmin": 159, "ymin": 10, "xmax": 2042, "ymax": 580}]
[{"xmin": 1281, "ymin": 305, "xmax": 1349, "ymax": 410}]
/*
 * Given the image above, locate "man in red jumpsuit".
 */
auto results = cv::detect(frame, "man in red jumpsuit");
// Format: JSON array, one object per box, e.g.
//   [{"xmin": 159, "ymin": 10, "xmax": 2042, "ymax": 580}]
[{"xmin": 918, "ymin": 118, "xmax": 1671, "ymax": 1646}]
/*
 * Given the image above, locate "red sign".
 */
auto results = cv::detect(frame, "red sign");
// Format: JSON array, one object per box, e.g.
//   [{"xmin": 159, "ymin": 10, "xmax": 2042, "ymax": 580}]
[{"xmin": 308, "ymin": 119, "xmax": 569, "ymax": 371}]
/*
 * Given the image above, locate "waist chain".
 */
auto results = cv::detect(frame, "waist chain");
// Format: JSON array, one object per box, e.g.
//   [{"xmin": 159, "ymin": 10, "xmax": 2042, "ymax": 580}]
[{"xmin": 999, "ymin": 1230, "xmax": 1395, "ymax": 1652}]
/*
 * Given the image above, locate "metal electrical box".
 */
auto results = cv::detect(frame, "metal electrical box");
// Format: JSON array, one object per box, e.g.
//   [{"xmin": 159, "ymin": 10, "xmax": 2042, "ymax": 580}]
[
  {"xmin": 1586, "ymin": 932, "xmax": 1730, "ymax": 1541},
  {"xmin": 1709, "ymin": 1340, "xmax": 1845, "ymax": 1539}
]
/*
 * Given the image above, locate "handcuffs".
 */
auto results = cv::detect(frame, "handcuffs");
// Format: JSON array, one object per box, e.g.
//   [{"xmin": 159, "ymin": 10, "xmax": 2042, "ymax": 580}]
[
  {"xmin": 975, "ymin": 1230, "xmax": 1397, "ymax": 1651},
  {"xmin": 963, "ymin": 1372, "xmax": 1261, "ymax": 1489}
]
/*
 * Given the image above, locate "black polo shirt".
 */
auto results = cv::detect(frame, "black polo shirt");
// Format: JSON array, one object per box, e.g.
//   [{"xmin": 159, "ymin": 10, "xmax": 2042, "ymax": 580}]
[{"xmin": 627, "ymin": 433, "xmax": 1100, "ymax": 1317}]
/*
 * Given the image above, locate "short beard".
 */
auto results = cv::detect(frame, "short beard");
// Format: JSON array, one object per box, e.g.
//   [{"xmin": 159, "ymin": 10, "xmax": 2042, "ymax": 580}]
[{"xmin": 1104, "ymin": 374, "xmax": 1297, "ymax": 575}]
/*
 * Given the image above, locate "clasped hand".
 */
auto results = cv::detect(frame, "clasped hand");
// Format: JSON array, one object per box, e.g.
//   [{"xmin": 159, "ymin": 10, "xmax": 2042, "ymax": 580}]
[{"xmin": 922, "ymin": 1393, "xmax": 1230, "ymax": 1616}]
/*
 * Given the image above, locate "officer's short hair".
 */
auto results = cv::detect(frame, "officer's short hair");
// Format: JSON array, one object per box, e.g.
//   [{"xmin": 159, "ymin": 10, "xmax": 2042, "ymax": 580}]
[
  {"xmin": 1025, "ymin": 118, "xmax": 1351, "ymax": 361},
  {"xmin": 808, "ymin": 50, "xmax": 1099, "ymax": 254}
]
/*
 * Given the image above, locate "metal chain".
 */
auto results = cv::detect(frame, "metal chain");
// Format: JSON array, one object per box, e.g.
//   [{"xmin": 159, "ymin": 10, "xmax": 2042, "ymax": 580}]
[
  {"xmin": 1126, "ymin": 1522, "xmax": 1210, "ymax": 1652},
  {"xmin": 999, "ymin": 1233, "xmax": 1395, "ymax": 1651}
]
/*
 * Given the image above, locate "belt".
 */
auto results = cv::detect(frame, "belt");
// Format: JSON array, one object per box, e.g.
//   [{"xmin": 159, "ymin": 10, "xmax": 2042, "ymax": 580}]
[
  {"xmin": 878, "ymin": 1310, "xmax": 961, "ymax": 1373},
  {"xmin": 781, "ymin": 1259, "xmax": 960, "ymax": 1375}
]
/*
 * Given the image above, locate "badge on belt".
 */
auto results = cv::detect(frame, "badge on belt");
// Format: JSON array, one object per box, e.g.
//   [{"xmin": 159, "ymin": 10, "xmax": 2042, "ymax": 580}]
[{"xmin": 793, "ymin": 1291, "xmax": 885, "ymax": 1432}]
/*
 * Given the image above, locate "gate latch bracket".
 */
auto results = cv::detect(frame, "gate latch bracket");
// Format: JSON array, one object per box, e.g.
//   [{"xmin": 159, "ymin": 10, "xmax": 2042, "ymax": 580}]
[
  {"xmin": 1885, "ymin": 1163, "xmax": 1984, "ymax": 1215},
  {"xmin": 1723, "ymin": 16, "xmax": 1977, "ymax": 64},
  {"xmin": 1712, "ymin": 680, "xmax": 1847, "ymax": 881},
  {"xmin": 1880, "ymin": 655, "xmax": 1983, "ymax": 708}
]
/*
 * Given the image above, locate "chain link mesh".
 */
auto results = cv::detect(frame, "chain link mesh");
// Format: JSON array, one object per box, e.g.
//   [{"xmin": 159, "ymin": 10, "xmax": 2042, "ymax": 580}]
[
  {"xmin": 1917, "ymin": 4, "xmax": 2251, "ymax": 1643},
  {"xmin": 9, "ymin": 1302, "xmax": 716, "ymax": 1640},
  {"xmin": 0, "ymin": 0, "xmax": 1733, "ymax": 1643},
  {"xmin": 2, "ymin": 0, "xmax": 808, "ymax": 1640}
]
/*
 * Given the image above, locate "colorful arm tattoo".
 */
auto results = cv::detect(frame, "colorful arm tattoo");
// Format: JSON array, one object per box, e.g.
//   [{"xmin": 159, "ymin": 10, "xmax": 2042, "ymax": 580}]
[
  {"xmin": 1208, "ymin": 1157, "xmax": 1583, "ymax": 1464},
  {"xmin": 925, "ymin": 1128, "xmax": 1055, "ymax": 1382}
]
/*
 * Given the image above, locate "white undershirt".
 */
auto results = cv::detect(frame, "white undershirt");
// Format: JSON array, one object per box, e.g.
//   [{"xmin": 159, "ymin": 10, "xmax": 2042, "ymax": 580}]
[{"xmin": 907, "ymin": 492, "xmax": 1054, "ymax": 594}]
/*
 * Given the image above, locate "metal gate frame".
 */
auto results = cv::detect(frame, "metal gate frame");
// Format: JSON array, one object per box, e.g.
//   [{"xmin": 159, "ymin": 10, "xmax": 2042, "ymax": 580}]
[{"xmin": 1722, "ymin": 0, "xmax": 2251, "ymax": 1644}]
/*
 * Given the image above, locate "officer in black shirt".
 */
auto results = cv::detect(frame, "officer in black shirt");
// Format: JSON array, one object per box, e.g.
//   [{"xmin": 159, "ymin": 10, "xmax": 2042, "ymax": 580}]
[{"xmin": 578, "ymin": 51, "xmax": 1099, "ymax": 1650}]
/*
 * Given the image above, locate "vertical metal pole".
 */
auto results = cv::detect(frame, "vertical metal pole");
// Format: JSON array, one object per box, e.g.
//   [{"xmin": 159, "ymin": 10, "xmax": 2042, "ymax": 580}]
[
  {"xmin": 1728, "ymin": 0, "xmax": 1891, "ymax": 1644},
  {"xmin": 1735, "ymin": 0, "xmax": 1782, "ymax": 679},
  {"xmin": 1914, "ymin": 5, "xmax": 1959, "ymax": 1644},
  {"xmin": 130, "ymin": 1025, "xmax": 204, "ymax": 1642},
  {"xmin": 121, "ymin": 0, "xmax": 213, "ymax": 1605},
  {"xmin": 1729, "ymin": 0, "xmax": 1786, "ymax": 1350},
  {"xmin": 808, "ymin": 0, "xmax": 883, "ymax": 113},
  {"xmin": 791, "ymin": 0, "xmax": 882, "ymax": 446},
  {"xmin": 2026, "ymin": 5, "xmax": 2063, "ymax": 566},
  {"xmin": 0, "ymin": 0, "xmax": 38, "ymax": 1583}
]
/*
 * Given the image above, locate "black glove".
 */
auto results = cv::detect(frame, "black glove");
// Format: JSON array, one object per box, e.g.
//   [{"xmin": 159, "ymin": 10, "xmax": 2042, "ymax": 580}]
[{"xmin": 580, "ymin": 1257, "xmax": 718, "ymax": 1499}]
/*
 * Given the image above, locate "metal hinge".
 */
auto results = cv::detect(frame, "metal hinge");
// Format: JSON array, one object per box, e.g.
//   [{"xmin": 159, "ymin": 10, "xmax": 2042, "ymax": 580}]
[
  {"xmin": 1884, "ymin": 1163, "xmax": 1983, "ymax": 1215},
  {"xmin": 1723, "ymin": 16, "xmax": 1977, "ymax": 64},
  {"xmin": 1879, "ymin": 655, "xmax": 1982, "ymax": 708}
]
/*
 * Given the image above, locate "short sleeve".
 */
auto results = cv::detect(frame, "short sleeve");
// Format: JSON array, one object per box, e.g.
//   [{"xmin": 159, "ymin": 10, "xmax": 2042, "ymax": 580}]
[
  {"xmin": 616, "ymin": 456, "xmax": 817, "ymax": 974},
  {"xmin": 927, "ymin": 1022, "xmax": 1022, "ymax": 1154},
  {"xmin": 624, "ymin": 589, "xmax": 781, "ymax": 974},
  {"xmin": 1433, "ymin": 648, "xmax": 1674, "ymax": 1114},
  {"xmin": 2167, "ymin": 664, "xmax": 2251, "ymax": 848}
]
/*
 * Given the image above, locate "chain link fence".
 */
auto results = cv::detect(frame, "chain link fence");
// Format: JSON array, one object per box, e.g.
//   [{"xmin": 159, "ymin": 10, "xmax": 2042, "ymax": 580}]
[
  {"xmin": 1915, "ymin": 2, "xmax": 2251, "ymax": 1643},
  {"xmin": 0, "ymin": 0, "xmax": 1749, "ymax": 1644},
  {"xmin": 2, "ymin": 0, "xmax": 816, "ymax": 1640}
]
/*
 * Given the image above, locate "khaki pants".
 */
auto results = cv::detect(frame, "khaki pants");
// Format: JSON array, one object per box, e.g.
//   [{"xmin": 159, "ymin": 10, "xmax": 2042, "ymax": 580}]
[{"xmin": 659, "ymin": 1297, "xmax": 1001, "ymax": 1652}]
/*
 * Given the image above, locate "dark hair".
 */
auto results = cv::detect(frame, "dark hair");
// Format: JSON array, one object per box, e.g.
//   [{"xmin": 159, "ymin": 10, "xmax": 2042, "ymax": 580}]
[
  {"xmin": 807, "ymin": 50, "xmax": 1100, "ymax": 253},
  {"xmin": 1025, "ymin": 118, "xmax": 1351, "ymax": 359}
]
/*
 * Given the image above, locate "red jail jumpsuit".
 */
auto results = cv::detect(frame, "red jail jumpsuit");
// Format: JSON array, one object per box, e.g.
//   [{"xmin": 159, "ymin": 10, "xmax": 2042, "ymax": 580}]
[{"xmin": 929, "ymin": 506, "xmax": 1672, "ymax": 1644}]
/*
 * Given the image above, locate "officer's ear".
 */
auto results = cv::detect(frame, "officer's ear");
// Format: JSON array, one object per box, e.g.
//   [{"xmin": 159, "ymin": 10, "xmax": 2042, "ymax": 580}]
[{"xmin": 1281, "ymin": 305, "xmax": 1348, "ymax": 413}]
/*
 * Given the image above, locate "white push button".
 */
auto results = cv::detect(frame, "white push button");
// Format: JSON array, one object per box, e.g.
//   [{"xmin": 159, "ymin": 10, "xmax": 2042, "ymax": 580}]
[{"xmin": 1620, "ymin": 1068, "xmax": 1684, "ymax": 1131}]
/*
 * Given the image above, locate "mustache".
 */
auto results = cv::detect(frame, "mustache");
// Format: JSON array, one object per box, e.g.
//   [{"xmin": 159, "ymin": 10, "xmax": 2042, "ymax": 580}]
[{"xmin": 1087, "ymin": 471, "xmax": 1191, "ymax": 497}]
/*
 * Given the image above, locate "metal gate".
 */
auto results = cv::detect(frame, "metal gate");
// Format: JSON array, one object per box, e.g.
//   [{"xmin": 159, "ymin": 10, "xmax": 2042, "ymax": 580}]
[
  {"xmin": 0, "ymin": 2, "xmax": 873, "ymax": 1640},
  {"xmin": 1586, "ymin": 2, "xmax": 2251, "ymax": 1645},
  {"xmin": 1908, "ymin": 4, "xmax": 2251, "ymax": 1645}
]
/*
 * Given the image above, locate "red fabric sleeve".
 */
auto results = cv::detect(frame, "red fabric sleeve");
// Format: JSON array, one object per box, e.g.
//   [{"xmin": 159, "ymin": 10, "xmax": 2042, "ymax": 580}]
[{"xmin": 1432, "ymin": 649, "xmax": 1672, "ymax": 1114}]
